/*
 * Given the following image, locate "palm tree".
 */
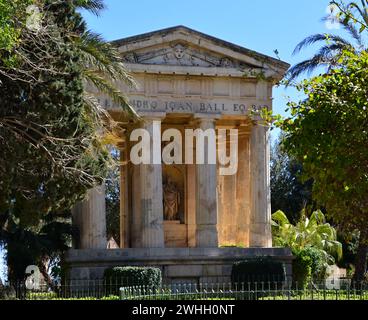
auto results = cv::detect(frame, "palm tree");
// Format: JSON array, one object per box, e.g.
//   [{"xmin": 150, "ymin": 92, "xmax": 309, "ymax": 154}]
[
  {"xmin": 272, "ymin": 209, "xmax": 343, "ymax": 263},
  {"xmin": 286, "ymin": 0, "xmax": 368, "ymax": 83},
  {"xmin": 73, "ymin": 0, "xmax": 137, "ymax": 123}
]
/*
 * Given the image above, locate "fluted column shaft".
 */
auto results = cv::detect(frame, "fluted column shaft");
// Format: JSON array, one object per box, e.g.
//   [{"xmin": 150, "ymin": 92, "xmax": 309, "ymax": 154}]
[{"xmin": 249, "ymin": 124, "xmax": 272, "ymax": 247}]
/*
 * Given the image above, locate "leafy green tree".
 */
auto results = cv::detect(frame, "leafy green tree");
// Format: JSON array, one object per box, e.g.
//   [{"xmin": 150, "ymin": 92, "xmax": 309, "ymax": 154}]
[
  {"xmin": 0, "ymin": 0, "xmax": 32, "ymax": 53},
  {"xmin": 0, "ymin": 0, "xmax": 134, "ymax": 282},
  {"xmin": 0, "ymin": 0, "xmax": 108, "ymax": 224},
  {"xmin": 105, "ymin": 149, "xmax": 120, "ymax": 244},
  {"xmin": 278, "ymin": 50, "xmax": 368, "ymax": 280},
  {"xmin": 287, "ymin": 0, "xmax": 368, "ymax": 82},
  {"xmin": 1, "ymin": 209, "xmax": 73, "ymax": 285},
  {"xmin": 271, "ymin": 135, "xmax": 314, "ymax": 222}
]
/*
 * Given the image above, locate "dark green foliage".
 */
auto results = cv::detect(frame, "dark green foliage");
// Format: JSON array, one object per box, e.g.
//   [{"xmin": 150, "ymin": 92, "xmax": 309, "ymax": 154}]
[
  {"xmin": 337, "ymin": 232, "xmax": 359, "ymax": 269},
  {"xmin": 301, "ymin": 247, "xmax": 328, "ymax": 281},
  {"xmin": 105, "ymin": 149, "xmax": 120, "ymax": 243},
  {"xmin": 0, "ymin": 0, "xmax": 32, "ymax": 53},
  {"xmin": 278, "ymin": 50, "xmax": 368, "ymax": 280},
  {"xmin": 104, "ymin": 267, "xmax": 162, "ymax": 291},
  {"xmin": 292, "ymin": 247, "xmax": 329, "ymax": 289},
  {"xmin": 0, "ymin": 1, "xmax": 109, "ymax": 219},
  {"xmin": 292, "ymin": 250, "xmax": 312, "ymax": 289},
  {"xmin": 0, "ymin": 0, "xmax": 110, "ymax": 282},
  {"xmin": 271, "ymin": 135, "xmax": 315, "ymax": 223},
  {"xmin": 231, "ymin": 257, "xmax": 286, "ymax": 283},
  {"xmin": 4, "ymin": 210, "xmax": 74, "ymax": 283}
]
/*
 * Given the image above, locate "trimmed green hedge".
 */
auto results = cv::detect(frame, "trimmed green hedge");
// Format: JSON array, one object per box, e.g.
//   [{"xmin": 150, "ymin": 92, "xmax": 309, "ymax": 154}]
[
  {"xmin": 26, "ymin": 293, "xmax": 120, "ymax": 300},
  {"xmin": 103, "ymin": 266, "xmax": 162, "ymax": 295},
  {"xmin": 231, "ymin": 257, "xmax": 287, "ymax": 283}
]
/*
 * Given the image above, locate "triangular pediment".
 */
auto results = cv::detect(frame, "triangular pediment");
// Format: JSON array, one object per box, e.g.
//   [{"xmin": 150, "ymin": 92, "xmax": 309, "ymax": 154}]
[
  {"xmin": 112, "ymin": 26, "xmax": 289, "ymax": 79},
  {"xmin": 121, "ymin": 41, "xmax": 252, "ymax": 69}
]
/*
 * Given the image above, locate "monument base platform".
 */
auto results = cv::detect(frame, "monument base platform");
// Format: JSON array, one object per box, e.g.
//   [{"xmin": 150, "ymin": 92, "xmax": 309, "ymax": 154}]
[{"xmin": 64, "ymin": 247, "xmax": 293, "ymax": 283}]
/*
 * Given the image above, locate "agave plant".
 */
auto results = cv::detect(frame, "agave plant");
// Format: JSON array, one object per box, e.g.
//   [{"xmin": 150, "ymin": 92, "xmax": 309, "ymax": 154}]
[{"xmin": 272, "ymin": 209, "xmax": 343, "ymax": 262}]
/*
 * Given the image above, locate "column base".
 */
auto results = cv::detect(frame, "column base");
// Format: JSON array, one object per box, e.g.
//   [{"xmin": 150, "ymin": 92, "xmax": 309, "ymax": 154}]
[
  {"xmin": 249, "ymin": 223, "xmax": 272, "ymax": 248},
  {"xmin": 196, "ymin": 224, "xmax": 218, "ymax": 247}
]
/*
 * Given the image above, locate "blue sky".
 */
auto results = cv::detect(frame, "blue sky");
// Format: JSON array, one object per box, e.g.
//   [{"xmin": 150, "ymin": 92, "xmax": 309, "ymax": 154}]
[{"xmin": 0, "ymin": 0, "xmax": 349, "ymax": 282}]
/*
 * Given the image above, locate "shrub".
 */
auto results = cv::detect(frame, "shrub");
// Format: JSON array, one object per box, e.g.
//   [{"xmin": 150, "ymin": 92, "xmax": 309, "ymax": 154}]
[
  {"xmin": 103, "ymin": 266, "xmax": 162, "ymax": 295},
  {"xmin": 303, "ymin": 247, "xmax": 329, "ymax": 281},
  {"xmin": 231, "ymin": 257, "xmax": 286, "ymax": 283},
  {"xmin": 292, "ymin": 250, "xmax": 312, "ymax": 289},
  {"xmin": 292, "ymin": 247, "xmax": 330, "ymax": 289}
]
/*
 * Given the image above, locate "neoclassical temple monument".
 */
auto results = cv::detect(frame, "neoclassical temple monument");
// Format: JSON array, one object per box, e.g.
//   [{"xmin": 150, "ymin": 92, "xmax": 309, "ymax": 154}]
[{"xmin": 66, "ymin": 26, "xmax": 293, "ymax": 282}]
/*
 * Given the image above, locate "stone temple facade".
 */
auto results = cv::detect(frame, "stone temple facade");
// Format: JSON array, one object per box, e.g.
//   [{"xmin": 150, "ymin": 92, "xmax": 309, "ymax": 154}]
[{"xmin": 65, "ymin": 26, "xmax": 293, "ymax": 283}]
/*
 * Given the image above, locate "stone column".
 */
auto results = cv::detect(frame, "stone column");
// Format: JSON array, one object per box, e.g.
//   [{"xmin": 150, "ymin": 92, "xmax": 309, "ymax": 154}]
[
  {"xmin": 72, "ymin": 185, "xmax": 107, "ymax": 249},
  {"xmin": 195, "ymin": 116, "xmax": 219, "ymax": 248},
  {"xmin": 236, "ymin": 126, "xmax": 251, "ymax": 247},
  {"xmin": 186, "ymin": 163, "xmax": 196, "ymax": 247},
  {"xmin": 120, "ymin": 137, "xmax": 130, "ymax": 249},
  {"xmin": 249, "ymin": 123, "xmax": 272, "ymax": 247},
  {"xmin": 131, "ymin": 113, "xmax": 165, "ymax": 248}
]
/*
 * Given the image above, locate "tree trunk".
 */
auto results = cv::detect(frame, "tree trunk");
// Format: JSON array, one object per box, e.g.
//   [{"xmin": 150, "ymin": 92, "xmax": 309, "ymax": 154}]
[
  {"xmin": 38, "ymin": 258, "xmax": 56, "ymax": 291},
  {"xmin": 353, "ymin": 232, "xmax": 368, "ymax": 282}
]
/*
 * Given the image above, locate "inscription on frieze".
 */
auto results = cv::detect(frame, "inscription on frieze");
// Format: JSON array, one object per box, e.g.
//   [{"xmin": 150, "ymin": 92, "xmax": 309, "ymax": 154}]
[{"xmin": 130, "ymin": 98, "xmax": 268, "ymax": 115}]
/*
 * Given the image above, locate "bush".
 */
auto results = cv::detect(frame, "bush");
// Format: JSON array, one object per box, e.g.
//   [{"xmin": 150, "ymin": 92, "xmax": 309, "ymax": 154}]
[
  {"xmin": 292, "ymin": 247, "xmax": 330, "ymax": 289},
  {"xmin": 103, "ymin": 266, "xmax": 162, "ymax": 295},
  {"xmin": 303, "ymin": 247, "xmax": 329, "ymax": 280},
  {"xmin": 231, "ymin": 257, "xmax": 286, "ymax": 283},
  {"xmin": 292, "ymin": 251, "xmax": 312, "ymax": 289}
]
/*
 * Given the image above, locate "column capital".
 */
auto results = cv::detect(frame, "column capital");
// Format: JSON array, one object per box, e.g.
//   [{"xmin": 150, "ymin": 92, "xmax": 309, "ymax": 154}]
[
  {"xmin": 193, "ymin": 113, "xmax": 221, "ymax": 121},
  {"xmin": 251, "ymin": 121, "xmax": 271, "ymax": 131},
  {"xmin": 192, "ymin": 113, "xmax": 220, "ymax": 129},
  {"xmin": 139, "ymin": 111, "xmax": 166, "ymax": 121}
]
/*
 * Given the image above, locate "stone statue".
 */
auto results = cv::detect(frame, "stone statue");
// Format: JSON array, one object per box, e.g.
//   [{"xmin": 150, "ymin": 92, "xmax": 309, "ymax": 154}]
[{"xmin": 163, "ymin": 177, "xmax": 180, "ymax": 221}]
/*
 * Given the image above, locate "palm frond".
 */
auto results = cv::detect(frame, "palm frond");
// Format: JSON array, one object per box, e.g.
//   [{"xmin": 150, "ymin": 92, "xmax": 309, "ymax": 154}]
[
  {"xmin": 293, "ymin": 34, "xmax": 352, "ymax": 55},
  {"xmin": 84, "ymin": 69, "xmax": 137, "ymax": 117},
  {"xmin": 73, "ymin": 0, "xmax": 106, "ymax": 16},
  {"xmin": 342, "ymin": 22, "xmax": 364, "ymax": 47},
  {"xmin": 321, "ymin": 15, "xmax": 363, "ymax": 46},
  {"xmin": 348, "ymin": 1, "xmax": 368, "ymax": 25},
  {"xmin": 316, "ymin": 43, "xmax": 352, "ymax": 59},
  {"xmin": 286, "ymin": 54, "xmax": 332, "ymax": 82},
  {"xmin": 76, "ymin": 29, "xmax": 138, "ymax": 119},
  {"xmin": 78, "ymin": 31, "xmax": 136, "ymax": 85}
]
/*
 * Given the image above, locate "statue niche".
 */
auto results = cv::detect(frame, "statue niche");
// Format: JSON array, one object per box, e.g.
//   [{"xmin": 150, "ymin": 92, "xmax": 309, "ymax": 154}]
[{"xmin": 163, "ymin": 177, "xmax": 180, "ymax": 221}]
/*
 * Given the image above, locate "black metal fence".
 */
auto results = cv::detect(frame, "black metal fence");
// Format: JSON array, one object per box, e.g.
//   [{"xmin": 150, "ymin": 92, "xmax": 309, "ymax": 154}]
[
  {"xmin": 1, "ymin": 277, "xmax": 368, "ymax": 300},
  {"xmin": 119, "ymin": 280, "xmax": 368, "ymax": 300}
]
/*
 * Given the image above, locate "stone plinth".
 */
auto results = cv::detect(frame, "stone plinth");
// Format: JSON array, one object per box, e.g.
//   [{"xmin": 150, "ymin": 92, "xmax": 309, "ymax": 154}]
[
  {"xmin": 65, "ymin": 247, "xmax": 293, "ymax": 283},
  {"xmin": 164, "ymin": 221, "xmax": 187, "ymax": 248}
]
